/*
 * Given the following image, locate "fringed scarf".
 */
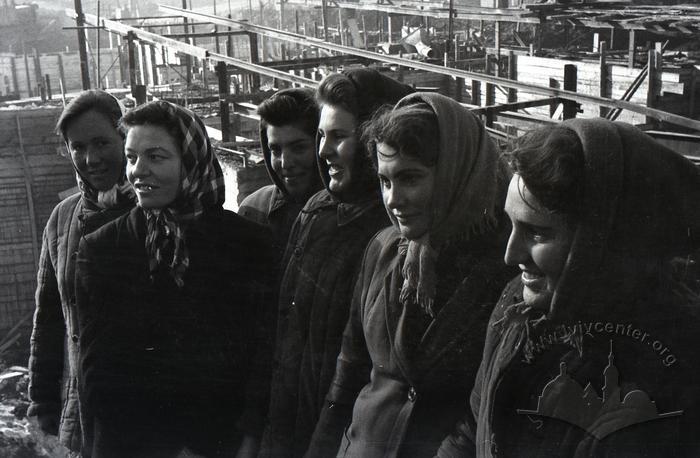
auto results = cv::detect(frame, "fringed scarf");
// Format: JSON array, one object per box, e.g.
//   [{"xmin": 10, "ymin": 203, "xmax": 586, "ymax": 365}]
[
  {"xmin": 391, "ymin": 93, "xmax": 503, "ymax": 316},
  {"xmin": 140, "ymin": 102, "xmax": 225, "ymax": 288}
]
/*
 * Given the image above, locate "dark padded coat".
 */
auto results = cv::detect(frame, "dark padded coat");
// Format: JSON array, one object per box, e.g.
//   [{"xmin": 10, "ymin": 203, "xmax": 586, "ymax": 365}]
[
  {"xmin": 259, "ymin": 68, "xmax": 412, "ymax": 458},
  {"xmin": 75, "ymin": 206, "xmax": 274, "ymax": 457},
  {"xmin": 28, "ymin": 192, "xmax": 131, "ymax": 452}
]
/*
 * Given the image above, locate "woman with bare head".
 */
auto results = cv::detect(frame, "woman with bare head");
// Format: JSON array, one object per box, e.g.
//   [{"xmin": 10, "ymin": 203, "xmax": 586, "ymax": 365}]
[
  {"xmin": 28, "ymin": 90, "xmax": 134, "ymax": 454},
  {"xmin": 259, "ymin": 68, "xmax": 412, "ymax": 458}
]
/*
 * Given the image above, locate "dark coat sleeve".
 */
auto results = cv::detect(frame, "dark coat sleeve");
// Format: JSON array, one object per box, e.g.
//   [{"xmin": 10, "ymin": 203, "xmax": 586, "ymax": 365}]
[
  {"xmin": 435, "ymin": 278, "xmax": 520, "ymax": 458},
  {"xmin": 305, "ymin": 238, "xmax": 379, "ymax": 457},
  {"xmin": 233, "ymin": 217, "xmax": 278, "ymax": 438},
  {"xmin": 28, "ymin": 220, "xmax": 65, "ymax": 428}
]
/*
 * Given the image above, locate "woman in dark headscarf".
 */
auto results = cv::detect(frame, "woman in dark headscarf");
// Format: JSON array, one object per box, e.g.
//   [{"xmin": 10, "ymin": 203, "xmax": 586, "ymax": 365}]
[
  {"xmin": 258, "ymin": 68, "xmax": 412, "ymax": 458},
  {"xmin": 438, "ymin": 119, "xmax": 700, "ymax": 457},
  {"xmin": 75, "ymin": 101, "xmax": 274, "ymax": 457},
  {"xmin": 307, "ymin": 92, "xmax": 515, "ymax": 457},
  {"xmin": 28, "ymin": 90, "xmax": 134, "ymax": 454}
]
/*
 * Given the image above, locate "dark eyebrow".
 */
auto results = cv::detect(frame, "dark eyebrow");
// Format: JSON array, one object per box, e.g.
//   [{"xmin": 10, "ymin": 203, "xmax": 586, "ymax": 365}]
[
  {"xmin": 125, "ymin": 146, "xmax": 175, "ymax": 155},
  {"xmin": 270, "ymin": 138, "xmax": 310, "ymax": 148},
  {"xmin": 321, "ymin": 128, "xmax": 353, "ymax": 136},
  {"xmin": 519, "ymin": 221, "xmax": 554, "ymax": 233}
]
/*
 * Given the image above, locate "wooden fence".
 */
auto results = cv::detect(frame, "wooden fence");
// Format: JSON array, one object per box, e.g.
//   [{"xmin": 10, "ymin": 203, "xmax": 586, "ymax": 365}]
[{"xmin": 0, "ymin": 108, "xmax": 75, "ymax": 331}]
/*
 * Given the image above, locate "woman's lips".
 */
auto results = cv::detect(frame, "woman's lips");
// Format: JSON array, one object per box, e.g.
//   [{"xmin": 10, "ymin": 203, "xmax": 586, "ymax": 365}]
[
  {"xmin": 327, "ymin": 164, "xmax": 343, "ymax": 177},
  {"xmin": 521, "ymin": 270, "xmax": 545, "ymax": 291},
  {"xmin": 394, "ymin": 214, "xmax": 417, "ymax": 224},
  {"xmin": 134, "ymin": 183, "xmax": 158, "ymax": 193}
]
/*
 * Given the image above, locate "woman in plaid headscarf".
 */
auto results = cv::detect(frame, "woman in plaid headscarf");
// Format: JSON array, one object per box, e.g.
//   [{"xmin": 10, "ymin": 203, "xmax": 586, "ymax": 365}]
[{"xmin": 75, "ymin": 101, "xmax": 275, "ymax": 457}]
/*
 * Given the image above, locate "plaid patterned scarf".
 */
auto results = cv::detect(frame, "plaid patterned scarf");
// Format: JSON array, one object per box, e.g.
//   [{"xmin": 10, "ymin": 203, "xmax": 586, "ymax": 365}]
[{"xmin": 142, "ymin": 102, "xmax": 225, "ymax": 288}]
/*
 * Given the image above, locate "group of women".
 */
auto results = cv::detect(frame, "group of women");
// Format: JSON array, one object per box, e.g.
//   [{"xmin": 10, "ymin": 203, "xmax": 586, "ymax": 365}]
[{"xmin": 28, "ymin": 67, "xmax": 700, "ymax": 458}]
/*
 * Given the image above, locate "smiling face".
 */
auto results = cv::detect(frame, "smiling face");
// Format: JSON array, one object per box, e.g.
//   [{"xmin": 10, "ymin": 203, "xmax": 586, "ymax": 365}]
[
  {"xmin": 64, "ymin": 109, "xmax": 124, "ymax": 192},
  {"xmin": 266, "ymin": 123, "xmax": 317, "ymax": 202},
  {"xmin": 125, "ymin": 124, "xmax": 183, "ymax": 210},
  {"xmin": 317, "ymin": 104, "xmax": 359, "ymax": 196},
  {"xmin": 377, "ymin": 143, "xmax": 435, "ymax": 240},
  {"xmin": 504, "ymin": 174, "xmax": 574, "ymax": 311}
]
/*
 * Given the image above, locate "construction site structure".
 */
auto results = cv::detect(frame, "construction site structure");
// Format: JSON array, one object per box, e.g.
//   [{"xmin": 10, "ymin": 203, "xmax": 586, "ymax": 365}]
[{"xmin": 0, "ymin": 0, "xmax": 699, "ymax": 331}]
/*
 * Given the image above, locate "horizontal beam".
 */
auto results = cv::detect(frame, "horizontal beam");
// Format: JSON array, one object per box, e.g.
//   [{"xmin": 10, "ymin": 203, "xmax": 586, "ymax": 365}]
[
  {"xmin": 68, "ymin": 9, "xmax": 208, "ymax": 59},
  {"xmin": 159, "ymin": 4, "xmax": 700, "ymax": 132},
  {"xmin": 111, "ymin": 15, "xmax": 185, "ymax": 21},
  {"xmin": 209, "ymin": 52, "xmax": 319, "ymax": 88},
  {"xmin": 260, "ymin": 54, "xmax": 369, "ymax": 70},
  {"xmin": 470, "ymin": 97, "xmax": 560, "ymax": 116},
  {"xmin": 232, "ymin": 102, "xmax": 260, "ymax": 120},
  {"xmin": 285, "ymin": 0, "xmax": 540, "ymax": 23},
  {"xmin": 142, "ymin": 21, "xmax": 214, "ymax": 28},
  {"xmin": 69, "ymin": 8, "xmax": 318, "ymax": 88},
  {"xmin": 164, "ymin": 31, "xmax": 249, "ymax": 39},
  {"xmin": 331, "ymin": 1, "xmax": 541, "ymax": 23}
]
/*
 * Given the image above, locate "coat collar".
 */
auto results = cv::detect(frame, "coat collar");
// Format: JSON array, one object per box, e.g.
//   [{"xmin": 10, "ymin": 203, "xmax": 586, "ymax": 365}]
[
  {"xmin": 268, "ymin": 186, "xmax": 290, "ymax": 215},
  {"xmin": 303, "ymin": 189, "xmax": 383, "ymax": 227}
]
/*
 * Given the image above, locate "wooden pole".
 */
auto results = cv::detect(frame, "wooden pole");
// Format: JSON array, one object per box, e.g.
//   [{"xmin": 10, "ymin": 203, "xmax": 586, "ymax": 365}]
[
  {"xmin": 494, "ymin": 21, "xmax": 501, "ymax": 70},
  {"xmin": 182, "ymin": 0, "xmax": 192, "ymax": 86},
  {"xmin": 455, "ymin": 77, "xmax": 463, "ymax": 103},
  {"xmin": 338, "ymin": 8, "xmax": 344, "ymax": 46},
  {"xmin": 447, "ymin": 0, "xmax": 454, "ymax": 63},
  {"xmin": 609, "ymin": 27, "xmax": 615, "ymax": 49},
  {"xmin": 248, "ymin": 32, "xmax": 260, "ymax": 90},
  {"xmin": 471, "ymin": 80, "xmax": 480, "ymax": 106},
  {"xmin": 216, "ymin": 61, "xmax": 231, "ymax": 142},
  {"xmin": 127, "ymin": 32, "xmax": 138, "ymax": 92},
  {"xmin": 10, "ymin": 57, "xmax": 19, "ymax": 97},
  {"xmin": 321, "ymin": 0, "xmax": 329, "ymax": 41},
  {"xmin": 485, "ymin": 55, "xmax": 495, "ymax": 108},
  {"xmin": 74, "ymin": 0, "xmax": 91, "ymax": 89},
  {"xmin": 507, "ymin": 50, "xmax": 517, "ymax": 103},
  {"xmin": 227, "ymin": 14, "xmax": 234, "ymax": 57},
  {"xmin": 213, "ymin": 0, "xmax": 220, "ymax": 54},
  {"xmin": 97, "ymin": 0, "xmax": 101, "ymax": 88},
  {"xmin": 563, "ymin": 64, "xmax": 578, "ymax": 120},
  {"xmin": 599, "ymin": 41, "xmax": 608, "ymax": 117},
  {"xmin": 150, "ymin": 45, "xmax": 159, "ymax": 86},
  {"xmin": 628, "ymin": 29, "xmax": 636, "ymax": 69},
  {"xmin": 22, "ymin": 40, "xmax": 32, "ymax": 98},
  {"xmin": 45, "ymin": 74, "xmax": 52, "ymax": 100},
  {"xmin": 33, "ymin": 48, "xmax": 45, "ymax": 101},
  {"xmin": 646, "ymin": 49, "xmax": 661, "ymax": 125}
]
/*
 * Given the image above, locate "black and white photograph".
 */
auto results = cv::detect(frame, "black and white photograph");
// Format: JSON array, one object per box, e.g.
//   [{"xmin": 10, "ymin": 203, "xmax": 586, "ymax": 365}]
[{"xmin": 0, "ymin": 0, "xmax": 698, "ymax": 456}]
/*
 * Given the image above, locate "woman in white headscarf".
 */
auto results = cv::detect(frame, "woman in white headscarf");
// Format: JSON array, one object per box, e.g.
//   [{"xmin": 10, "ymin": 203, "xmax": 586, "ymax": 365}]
[{"xmin": 306, "ymin": 92, "xmax": 516, "ymax": 457}]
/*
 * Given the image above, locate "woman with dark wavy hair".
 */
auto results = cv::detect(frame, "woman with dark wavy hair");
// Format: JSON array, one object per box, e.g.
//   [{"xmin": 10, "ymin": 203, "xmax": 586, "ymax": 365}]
[
  {"xmin": 307, "ymin": 92, "xmax": 515, "ymax": 457},
  {"xmin": 259, "ymin": 68, "xmax": 412, "ymax": 458},
  {"xmin": 75, "ymin": 101, "xmax": 274, "ymax": 457}
]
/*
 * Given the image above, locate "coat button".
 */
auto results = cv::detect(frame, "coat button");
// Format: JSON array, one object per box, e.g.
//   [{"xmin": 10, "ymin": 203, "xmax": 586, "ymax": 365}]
[
  {"xmin": 293, "ymin": 247, "xmax": 302, "ymax": 258},
  {"xmin": 71, "ymin": 334, "xmax": 79, "ymax": 343},
  {"xmin": 408, "ymin": 386, "xmax": 417, "ymax": 402}
]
